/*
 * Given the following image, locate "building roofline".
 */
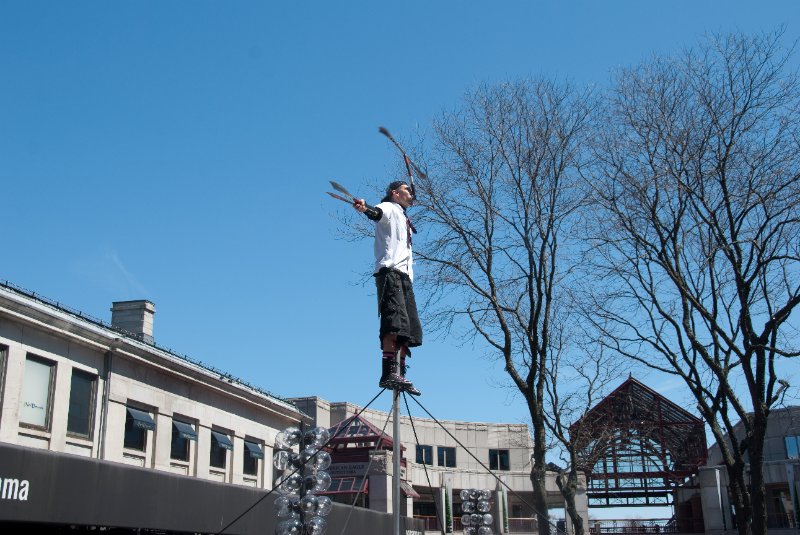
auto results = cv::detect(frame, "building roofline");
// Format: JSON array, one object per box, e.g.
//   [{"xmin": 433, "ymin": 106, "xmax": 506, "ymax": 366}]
[
  {"xmin": 0, "ymin": 279, "xmax": 301, "ymax": 418},
  {"xmin": 323, "ymin": 399, "xmax": 531, "ymax": 429}
]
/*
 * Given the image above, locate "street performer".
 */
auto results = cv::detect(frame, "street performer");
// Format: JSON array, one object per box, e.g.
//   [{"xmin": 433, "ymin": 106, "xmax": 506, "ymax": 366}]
[{"xmin": 353, "ymin": 180, "xmax": 422, "ymax": 396}]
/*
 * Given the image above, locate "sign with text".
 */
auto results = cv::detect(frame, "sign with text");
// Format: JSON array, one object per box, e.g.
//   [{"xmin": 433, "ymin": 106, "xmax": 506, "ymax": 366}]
[{"xmin": 328, "ymin": 463, "xmax": 369, "ymax": 477}]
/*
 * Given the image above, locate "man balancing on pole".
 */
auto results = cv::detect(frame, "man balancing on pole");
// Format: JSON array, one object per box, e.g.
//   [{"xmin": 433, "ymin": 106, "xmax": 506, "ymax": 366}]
[{"xmin": 353, "ymin": 180, "xmax": 422, "ymax": 396}]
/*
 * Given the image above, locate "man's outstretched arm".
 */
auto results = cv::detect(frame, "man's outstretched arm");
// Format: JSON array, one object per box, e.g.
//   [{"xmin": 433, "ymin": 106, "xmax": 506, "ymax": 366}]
[{"xmin": 353, "ymin": 199, "xmax": 382, "ymax": 221}]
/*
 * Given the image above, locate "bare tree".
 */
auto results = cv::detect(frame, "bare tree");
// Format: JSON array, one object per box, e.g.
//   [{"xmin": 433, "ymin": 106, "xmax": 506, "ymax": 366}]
[
  {"xmin": 544, "ymin": 336, "xmax": 626, "ymax": 535},
  {"xmin": 412, "ymin": 78, "xmax": 594, "ymax": 535},
  {"xmin": 587, "ymin": 31, "xmax": 800, "ymax": 535}
]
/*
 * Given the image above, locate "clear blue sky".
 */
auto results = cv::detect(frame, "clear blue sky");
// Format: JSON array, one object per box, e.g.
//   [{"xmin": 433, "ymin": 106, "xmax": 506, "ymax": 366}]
[{"xmin": 1, "ymin": 2, "xmax": 797, "ymax": 514}]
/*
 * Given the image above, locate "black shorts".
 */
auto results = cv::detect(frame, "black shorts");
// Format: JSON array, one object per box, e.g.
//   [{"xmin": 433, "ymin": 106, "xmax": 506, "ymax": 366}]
[{"xmin": 374, "ymin": 268, "xmax": 423, "ymax": 348}]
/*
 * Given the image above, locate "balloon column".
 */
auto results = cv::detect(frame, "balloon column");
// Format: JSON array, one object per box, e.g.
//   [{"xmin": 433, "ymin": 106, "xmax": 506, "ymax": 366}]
[
  {"xmin": 460, "ymin": 488, "xmax": 494, "ymax": 535},
  {"xmin": 273, "ymin": 426, "xmax": 333, "ymax": 535}
]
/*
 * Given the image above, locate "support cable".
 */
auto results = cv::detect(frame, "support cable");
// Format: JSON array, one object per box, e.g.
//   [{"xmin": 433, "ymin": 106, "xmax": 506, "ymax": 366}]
[
  {"xmin": 215, "ymin": 389, "xmax": 387, "ymax": 534},
  {"xmin": 402, "ymin": 392, "xmax": 446, "ymax": 535},
  {"xmin": 338, "ymin": 392, "xmax": 397, "ymax": 535},
  {"xmin": 406, "ymin": 393, "xmax": 562, "ymax": 534}
]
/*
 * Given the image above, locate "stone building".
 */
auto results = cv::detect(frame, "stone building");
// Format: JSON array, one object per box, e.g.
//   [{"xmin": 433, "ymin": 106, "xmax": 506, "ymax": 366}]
[
  {"xmin": 0, "ymin": 280, "xmax": 423, "ymax": 533},
  {"xmin": 676, "ymin": 406, "xmax": 800, "ymax": 533}
]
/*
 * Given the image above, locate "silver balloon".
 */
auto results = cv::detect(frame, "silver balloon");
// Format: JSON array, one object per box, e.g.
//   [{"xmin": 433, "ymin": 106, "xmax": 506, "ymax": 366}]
[
  {"xmin": 463, "ymin": 528, "xmax": 477, "ymax": 535},
  {"xmin": 299, "ymin": 494, "xmax": 318, "ymax": 514},
  {"xmin": 276, "ymin": 427, "xmax": 301, "ymax": 449},
  {"xmin": 471, "ymin": 513, "xmax": 483, "ymax": 526},
  {"xmin": 300, "ymin": 446, "xmax": 319, "ymax": 466},
  {"xmin": 316, "ymin": 496, "xmax": 333, "ymax": 516},
  {"xmin": 303, "ymin": 462, "xmax": 318, "ymax": 477},
  {"xmin": 274, "ymin": 496, "xmax": 293, "ymax": 517},
  {"xmin": 462, "ymin": 514, "xmax": 472, "ymax": 526},
  {"xmin": 273, "ymin": 450, "xmax": 291, "ymax": 470},
  {"xmin": 276, "ymin": 518, "xmax": 303, "ymax": 535},
  {"xmin": 313, "ymin": 451, "xmax": 332, "ymax": 470},
  {"xmin": 274, "ymin": 427, "xmax": 301, "ymax": 451},
  {"xmin": 279, "ymin": 473, "xmax": 303, "ymax": 495},
  {"xmin": 306, "ymin": 427, "xmax": 330, "ymax": 447},
  {"xmin": 305, "ymin": 516, "xmax": 328, "ymax": 535},
  {"xmin": 480, "ymin": 489, "xmax": 492, "ymax": 500},
  {"xmin": 462, "ymin": 501, "xmax": 475, "ymax": 513},
  {"xmin": 460, "ymin": 489, "xmax": 471, "ymax": 501},
  {"xmin": 313, "ymin": 470, "xmax": 332, "ymax": 492},
  {"xmin": 274, "ymin": 430, "xmax": 289, "ymax": 450},
  {"xmin": 478, "ymin": 527, "xmax": 493, "ymax": 535},
  {"xmin": 477, "ymin": 499, "xmax": 491, "ymax": 513},
  {"xmin": 469, "ymin": 489, "xmax": 480, "ymax": 500},
  {"xmin": 482, "ymin": 513, "xmax": 493, "ymax": 525}
]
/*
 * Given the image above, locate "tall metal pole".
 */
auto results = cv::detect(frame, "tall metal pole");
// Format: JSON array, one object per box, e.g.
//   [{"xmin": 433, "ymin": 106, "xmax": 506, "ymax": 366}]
[{"xmin": 393, "ymin": 377, "xmax": 401, "ymax": 535}]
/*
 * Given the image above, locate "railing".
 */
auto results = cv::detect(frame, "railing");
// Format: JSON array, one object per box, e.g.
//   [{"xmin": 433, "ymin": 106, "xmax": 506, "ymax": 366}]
[
  {"xmin": 767, "ymin": 512, "xmax": 797, "ymax": 529},
  {"xmin": 589, "ymin": 518, "xmax": 703, "ymax": 534},
  {"xmin": 416, "ymin": 515, "xmax": 439, "ymax": 531},
  {"xmin": 414, "ymin": 515, "xmax": 537, "ymax": 533},
  {"xmin": 416, "ymin": 515, "xmax": 721, "ymax": 534},
  {"xmin": 508, "ymin": 517, "xmax": 538, "ymax": 532}
]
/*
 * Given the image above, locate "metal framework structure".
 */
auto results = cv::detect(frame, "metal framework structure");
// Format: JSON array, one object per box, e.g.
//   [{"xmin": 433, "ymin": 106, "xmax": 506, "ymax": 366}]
[
  {"xmin": 321, "ymin": 414, "xmax": 419, "ymax": 511},
  {"xmin": 326, "ymin": 413, "xmax": 399, "ymax": 457},
  {"xmin": 570, "ymin": 377, "xmax": 707, "ymax": 507}
]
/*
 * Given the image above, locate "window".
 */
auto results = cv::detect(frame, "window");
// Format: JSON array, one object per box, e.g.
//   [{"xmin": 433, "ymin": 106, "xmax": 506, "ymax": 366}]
[
  {"xmin": 416, "ymin": 444, "xmax": 433, "ymax": 465},
  {"xmin": 171, "ymin": 419, "xmax": 198, "ymax": 461},
  {"xmin": 67, "ymin": 369, "xmax": 96, "ymax": 437},
  {"xmin": 0, "ymin": 345, "xmax": 7, "ymax": 415},
  {"xmin": 786, "ymin": 435, "xmax": 800, "ymax": 459},
  {"xmin": 243, "ymin": 440, "xmax": 264, "ymax": 476},
  {"xmin": 414, "ymin": 502, "xmax": 438, "ymax": 517},
  {"xmin": 489, "ymin": 449, "xmax": 510, "ymax": 471},
  {"xmin": 124, "ymin": 406, "xmax": 155, "ymax": 451},
  {"xmin": 210, "ymin": 430, "xmax": 233, "ymax": 469},
  {"xmin": 19, "ymin": 355, "xmax": 55, "ymax": 429},
  {"xmin": 438, "ymin": 446, "xmax": 456, "ymax": 467}
]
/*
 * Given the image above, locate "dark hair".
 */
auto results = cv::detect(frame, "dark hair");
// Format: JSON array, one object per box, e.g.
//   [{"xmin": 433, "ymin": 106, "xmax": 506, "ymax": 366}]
[{"xmin": 381, "ymin": 181, "xmax": 409, "ymax": 203}]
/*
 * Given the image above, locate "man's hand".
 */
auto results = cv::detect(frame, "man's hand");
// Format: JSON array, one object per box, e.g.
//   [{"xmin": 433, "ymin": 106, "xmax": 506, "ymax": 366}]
[{"xmin": 353, "ymin": 199, "xmax": 367, "ymax": 213}]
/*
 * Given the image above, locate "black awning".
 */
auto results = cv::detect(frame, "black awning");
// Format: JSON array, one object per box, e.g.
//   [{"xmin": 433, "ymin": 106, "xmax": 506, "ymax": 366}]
[
  {"xmin": 173, "ymin": 421, "xmax": 197, "ymax": 440},
  {"xmin": 244, "ymin": 441, "xmax": 264, "ymax": 459},
  {"xmin": 211, "ymin": 430, "xmax": 233, "ymax": 450},
  {"xmin": 126, "ymin": 407, "xmax": 156, "ymax": 430}
]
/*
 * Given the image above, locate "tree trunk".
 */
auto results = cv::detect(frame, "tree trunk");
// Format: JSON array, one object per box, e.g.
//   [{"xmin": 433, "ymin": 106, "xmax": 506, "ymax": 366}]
[
  {"xmin": 748, "ymin": 410, "xmax": 769, "ymax": 535},
  {"xmin": 531, "ymin": 464, "xmax": 551, "ymax": 535},
  {"xmin": 555, "ymin": 471, "xmax": 584, "ymax": 535},
  {"xmin": 727, "ymin": 465, "xmax": 752, "ymax": 535},
  {"xmin": 531, "ymin": 411, "xmax": 551, "ymax": 535}
]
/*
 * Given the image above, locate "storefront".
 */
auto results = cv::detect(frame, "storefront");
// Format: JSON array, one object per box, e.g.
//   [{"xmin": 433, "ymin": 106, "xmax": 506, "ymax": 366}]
[{"xmin": 0, "ymin": 441, "xmax": 423, "ymax": 534}]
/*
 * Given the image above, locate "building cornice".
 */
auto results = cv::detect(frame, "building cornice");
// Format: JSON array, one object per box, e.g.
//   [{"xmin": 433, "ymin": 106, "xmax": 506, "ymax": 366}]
[{"xmin": 0, "ymin": 281, "xmax": 305, "ymax": 423}]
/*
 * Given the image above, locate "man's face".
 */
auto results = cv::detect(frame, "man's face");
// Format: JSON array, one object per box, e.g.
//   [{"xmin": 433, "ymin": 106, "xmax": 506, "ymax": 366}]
[{"xmin": 392, "ymin": 184, "xmax": 414, "ymax": 208}]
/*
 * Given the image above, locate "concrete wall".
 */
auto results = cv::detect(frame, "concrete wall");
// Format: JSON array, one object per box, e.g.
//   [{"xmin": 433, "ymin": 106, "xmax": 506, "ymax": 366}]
[{"xmin": 707, "ymin": 407, "xmax": 800, "ymax": 466}]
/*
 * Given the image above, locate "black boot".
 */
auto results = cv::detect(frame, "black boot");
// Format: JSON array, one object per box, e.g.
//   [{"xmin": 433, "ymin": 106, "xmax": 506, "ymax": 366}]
[
  {"xmin": 399, "ymin": 356, "xmax": 421, "ymax": 396},
  {"xmin": 379, "ymin": 357, "xmax": 410, "ymax": 390}
]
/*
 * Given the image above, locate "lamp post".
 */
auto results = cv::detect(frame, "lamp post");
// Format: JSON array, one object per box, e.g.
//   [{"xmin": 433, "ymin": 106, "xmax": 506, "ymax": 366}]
[{"xmin": 273, "ymin": 425, "xmax": 334, "ymax": 535}]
